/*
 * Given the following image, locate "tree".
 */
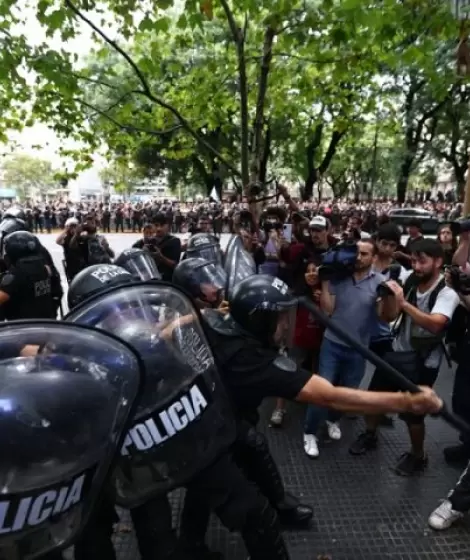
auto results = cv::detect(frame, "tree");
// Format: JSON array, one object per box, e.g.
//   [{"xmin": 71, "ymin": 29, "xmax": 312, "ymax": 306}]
[
  {"xmin": 428, "ymin": 84, "xmax": 470, "ymax": 200},
  {"xmin": 99, "ymin": 157, "xmax": 143, "ymax": 196},
  {"xmin": 1, "ymin": 154, "xmax": 57, "ymax": 200},
  {"xmin": 0, "ymin": 0, "xmax": 459, "ymax": 203}
]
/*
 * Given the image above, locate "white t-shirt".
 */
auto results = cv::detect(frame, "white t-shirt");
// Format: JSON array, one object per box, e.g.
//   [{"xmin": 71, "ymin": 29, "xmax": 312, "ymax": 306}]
[{"xmin": 394, "ymin": 272, "xmax": 460, "ymax": 369}]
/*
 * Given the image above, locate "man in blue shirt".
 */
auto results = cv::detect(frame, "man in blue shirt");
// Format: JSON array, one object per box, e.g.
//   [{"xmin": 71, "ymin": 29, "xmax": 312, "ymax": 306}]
[{"xmin": 303, "ymin": 239, "xmax": 396, "ymax": 458}]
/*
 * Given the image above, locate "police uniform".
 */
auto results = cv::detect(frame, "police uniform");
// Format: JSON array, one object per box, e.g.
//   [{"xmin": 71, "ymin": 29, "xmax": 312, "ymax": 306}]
[
  {"xmin": 0, "ymin": 232, "xmax": 59, "ymax": 320},
  {"xmin": 66, "ymin": 271, "xmax": 290, "ymax": 560}
]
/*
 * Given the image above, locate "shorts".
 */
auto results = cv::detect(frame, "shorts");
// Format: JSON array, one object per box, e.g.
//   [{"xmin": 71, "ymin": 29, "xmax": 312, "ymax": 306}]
[{"xmin": 368, "ymin": 353, "xmax": 439, "ymax": 426}]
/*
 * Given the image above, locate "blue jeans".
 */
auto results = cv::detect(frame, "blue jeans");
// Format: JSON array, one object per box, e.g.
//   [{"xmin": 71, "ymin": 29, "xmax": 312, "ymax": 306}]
[{"xmin": 304, "ymin": 338, "xmax": 366, "ymax": 435}]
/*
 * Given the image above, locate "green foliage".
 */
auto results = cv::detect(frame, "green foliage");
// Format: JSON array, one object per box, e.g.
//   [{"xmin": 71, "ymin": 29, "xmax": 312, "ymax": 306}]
[
  {"xmin": 1, "ymin": 153, "xmax": 58, "ymax": 200},
  {"xmin": 0, "ymin": 0, "xmax": 463, "ymax": 201}
]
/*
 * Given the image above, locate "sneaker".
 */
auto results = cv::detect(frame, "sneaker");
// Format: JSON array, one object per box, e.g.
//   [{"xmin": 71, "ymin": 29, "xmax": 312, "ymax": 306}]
[
  {"xmin": 428, "ymin": 500, "xmax": 464, "ymax": 530},
  {"xmin": 270, "ymin": 408, "xmax": 286, "ymax": 428},
  {"xmin": 349, "ymin": 431, "xmax": 378, "ymax": 455},
  {"xmin": 394, "ymin": 452, "xmax": 428, "ymax": 476},
  {"xmin": 326, "ymin": 421, "xmax": 341, "ymax": 441},
  {"xmin": 303, "ymin": 434, "xmax": 319, "ymax": 458}
]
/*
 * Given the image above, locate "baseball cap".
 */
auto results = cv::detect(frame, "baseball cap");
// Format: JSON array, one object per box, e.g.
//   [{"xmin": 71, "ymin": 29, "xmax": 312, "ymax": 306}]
[{"xmin": 309, "ymin": 216, "xmax": 327, "ymax": 230}]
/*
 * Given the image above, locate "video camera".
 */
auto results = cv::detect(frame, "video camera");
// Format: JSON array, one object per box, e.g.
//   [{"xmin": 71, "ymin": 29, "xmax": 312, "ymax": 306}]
[
  {"xmin": 445, "ymin": 265, "xmax": 470, "ymax": 295},
  {"xmin": 318, "ymin": 241, "xmax": 358, "ymax": 282}
]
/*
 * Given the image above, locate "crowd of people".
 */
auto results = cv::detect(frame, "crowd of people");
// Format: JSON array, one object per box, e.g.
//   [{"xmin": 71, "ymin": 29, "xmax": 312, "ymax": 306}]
[
  {"xmin": 0, "ymin": 191, "xmax": 470, "ymax": 560},
  {"xmin": 0, "ymin": 189, "xmax": 464, "ymax": 235}
]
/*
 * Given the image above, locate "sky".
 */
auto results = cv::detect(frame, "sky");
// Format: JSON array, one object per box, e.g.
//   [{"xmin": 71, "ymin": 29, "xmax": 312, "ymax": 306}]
[{"xmin": 8, "ymin": 1, "xmax": 103, "ymax": 169}]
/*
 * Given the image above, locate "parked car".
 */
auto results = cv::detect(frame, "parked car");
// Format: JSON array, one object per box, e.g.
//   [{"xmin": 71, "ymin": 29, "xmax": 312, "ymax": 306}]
[{"xmin": 388, "ymin": 208, "xmax": 441, "ymax": 235}]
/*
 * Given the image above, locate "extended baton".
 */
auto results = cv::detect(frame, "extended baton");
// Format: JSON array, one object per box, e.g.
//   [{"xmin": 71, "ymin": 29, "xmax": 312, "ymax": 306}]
[{"xmin": 299, "ymin": 296, "xmax": 470, "ymax": 438}]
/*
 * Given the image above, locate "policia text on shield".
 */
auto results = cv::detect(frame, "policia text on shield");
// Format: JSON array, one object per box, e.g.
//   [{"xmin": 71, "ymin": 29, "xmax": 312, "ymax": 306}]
[{"xmin": 299, "ymin": 296, "xmax": 469, "ymax": 438}]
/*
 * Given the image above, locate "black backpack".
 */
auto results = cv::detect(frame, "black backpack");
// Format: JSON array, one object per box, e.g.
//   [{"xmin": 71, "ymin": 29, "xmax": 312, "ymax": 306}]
[{"xmin": 87, "ymin": 236, "xmax": 111, "ymax": 265}]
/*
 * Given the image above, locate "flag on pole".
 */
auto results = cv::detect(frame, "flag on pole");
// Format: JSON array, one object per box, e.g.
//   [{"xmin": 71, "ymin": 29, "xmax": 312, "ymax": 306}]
[{"xmin": 210, "ymin": 186, "xmax": 220, "ymax": 202}]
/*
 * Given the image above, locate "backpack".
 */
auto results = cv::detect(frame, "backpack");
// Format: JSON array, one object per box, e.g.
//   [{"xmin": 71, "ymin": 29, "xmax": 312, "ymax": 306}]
[
  {"xmin": 87, "ymin": 235, "xmax": 111, "ymax": 265},
  {"xmin": 401, "ymin": 274, "xmax": 454, "ymax": 364}
]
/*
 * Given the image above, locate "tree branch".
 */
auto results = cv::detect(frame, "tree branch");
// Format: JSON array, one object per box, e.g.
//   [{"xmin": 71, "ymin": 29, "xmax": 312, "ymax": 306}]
[
  {"xmin": 251, "ymin": 26, "xmax": 275, "ymax": 182},
  {"xmin": 64, "ymin": 0, "xmax": 241, "ymax": 178},
  {"xmin": 219, "ymin": 0, "xmax": 249, "ymax": 186},
  {"xmin": 76, "ymin": 98, "xmax": 183, "ymax": 137}
]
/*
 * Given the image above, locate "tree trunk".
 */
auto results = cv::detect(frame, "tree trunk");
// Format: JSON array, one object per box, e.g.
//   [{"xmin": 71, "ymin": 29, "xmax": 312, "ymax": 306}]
[{"xmin": 396, "ymin": 156, "xmax": 414, "ymax": 203}]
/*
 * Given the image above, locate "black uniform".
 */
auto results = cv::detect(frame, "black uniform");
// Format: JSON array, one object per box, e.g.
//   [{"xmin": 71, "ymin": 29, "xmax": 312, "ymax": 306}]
[
  {"xmin": 0, "ymin": 231, "xmax": 61, "ymax": 319},
  {"xmin": 66, "ymin": 273, "xmax": 290, "ymax": 560}
]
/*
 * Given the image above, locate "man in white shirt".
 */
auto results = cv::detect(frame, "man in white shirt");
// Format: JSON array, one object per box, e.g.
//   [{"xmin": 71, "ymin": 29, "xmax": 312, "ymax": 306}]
[{"xmin": 362, "ymin": 239, "xmax": 460, "ymax": 476}]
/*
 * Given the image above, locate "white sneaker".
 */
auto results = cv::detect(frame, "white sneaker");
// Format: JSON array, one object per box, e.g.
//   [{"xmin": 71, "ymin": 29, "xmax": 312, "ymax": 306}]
[
  {"xmin": 326, "ymin": 421, "xmax": 342, "ymax": 441},
  {"xmin": 428, "ymin": 500, "xmax": 464, "ymax": 530},
  {"xmin": 303, "ymin": 434, "xmax": 319, "ymax": 458}
]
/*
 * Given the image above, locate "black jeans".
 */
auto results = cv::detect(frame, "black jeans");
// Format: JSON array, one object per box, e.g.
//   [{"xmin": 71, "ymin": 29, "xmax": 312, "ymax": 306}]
[
  {"xmin": 452, "ymin": 345, "xmax": 470, "ymax": 447},
  {"xmin": 449, "ymin": 460, "xmax": 470, "ymax": 512}
]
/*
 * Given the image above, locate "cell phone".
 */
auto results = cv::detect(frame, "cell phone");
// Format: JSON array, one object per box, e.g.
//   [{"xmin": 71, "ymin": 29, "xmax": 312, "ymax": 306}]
[{"xmin": 282, "ymin": 224, "xmax": 292, "ymax": 243}]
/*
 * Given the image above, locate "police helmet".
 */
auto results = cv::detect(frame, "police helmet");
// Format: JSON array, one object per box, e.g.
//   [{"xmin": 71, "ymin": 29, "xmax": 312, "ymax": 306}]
[
  {"xmin": 3, "ymin": 206, "xmax": 26, "ymax": 222},
  {"xmin": 173, "ymin": 258, "xmax": 226, "ymax": 307},
  {"xmin": 229, "ymin": 274, "xmax": 297, "ymax": 346},
  {"xmin": 115, "ymin": 248, "xmax": 161, "ymax": 281},
  {"xmin": 68, "ymin": 264, "xmax": 133, "ymax": 310},
  {"xmin": 3, "ymin": 231, "xmax": 41, "ymax": 262},
  {"xmin": 185, "ymin": 233, "xmax": 223, "ymax": 265}
]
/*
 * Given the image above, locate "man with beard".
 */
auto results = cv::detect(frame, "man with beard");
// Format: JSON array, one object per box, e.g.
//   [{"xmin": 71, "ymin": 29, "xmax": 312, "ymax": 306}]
[
  {"xmin": 374, "ymin": 239, "xmax": 460, "ymax": 476},
  {"xmin": 304, "ymin": 239, "xmax": 396, "ymax": 458}
]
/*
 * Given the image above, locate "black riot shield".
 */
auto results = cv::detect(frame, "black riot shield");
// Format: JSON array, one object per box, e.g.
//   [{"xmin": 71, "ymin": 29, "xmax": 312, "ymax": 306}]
[
  {"xmin": 65, "ymin": 282, "xmax": 237, "ymax": 508},
  {"xmin": 115, "ymin": 248, "xmax": 162, "ymax": 281},
  {"xmin": 185, "ymin": 233, "xmax": 223, "ymax": 266},
  {"xmin": 0, "ymin": 321, "xmax": 144, "ymax": 560},
  {"xmin": 224, "ymin": 234, "xmax": 257, "ymax": 299}
]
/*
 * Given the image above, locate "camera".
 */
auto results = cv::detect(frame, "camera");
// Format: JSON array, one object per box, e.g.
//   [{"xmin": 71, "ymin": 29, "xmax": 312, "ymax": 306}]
[
  {"xmin": 450, "ymin": 218, "xmax": 470, "ymax": 236},
  {"xmin": 376, "ymin": 264, "xmax": 402, "ymax": 298},
  {"xmin": 446, "ymin": 265, "xmax": 470, "ymax": 295},
  {"xmin": 318, "ymin": 241, "xmax": 358, "ymax": 282}
]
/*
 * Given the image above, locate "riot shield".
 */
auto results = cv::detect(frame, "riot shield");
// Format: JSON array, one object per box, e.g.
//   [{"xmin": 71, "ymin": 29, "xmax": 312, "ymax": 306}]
[
  {"xmin": 224, "ymin": 234, "xmax": 257, "ymax": 299},
  {"xmin": 0, "ymin": 321, "xmax": 144, "ymax": 560},
  {"xmin": 185, "ymin": 233, "xmax": 223, "ymax": 266},
  {"xmin": 115, "ymin": 248, "xmax": 161, "ymax": 281},
  {"xmin": 65, "ymin": 282, "xmax": 237, "ymax": 508}
]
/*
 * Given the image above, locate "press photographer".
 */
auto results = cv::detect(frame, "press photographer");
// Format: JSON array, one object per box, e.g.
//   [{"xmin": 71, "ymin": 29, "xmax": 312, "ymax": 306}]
[
  {"xmin": 369, "ymin": 239, "xmax": 460, "ymax": 476},
  {"xmin": 303, "ymin": 239, "xmax": 396, "ymax": 458},
  {"xmin": 428, "ymin": 264, "xmax": 470, "ymax": 530},
  {"xmin": 438, "ymin": 264, "xmax": 470, "ymax": 465}
]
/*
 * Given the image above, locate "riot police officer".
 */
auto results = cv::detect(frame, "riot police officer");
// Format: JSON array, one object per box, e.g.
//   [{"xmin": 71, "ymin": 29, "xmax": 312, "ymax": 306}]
[
  {"xmin": 0, "ymin": 231, "xmax": 61, "ymax": 319},
  {"xmin": 184, "ymin": 233, "xmax": 223, "ymax": 265},
  {"xmin": 0, "ymin": 320, "xmax": 143, "ymax": 560},
  {"xmin": 173, "ymin": 257, "xmax": 314, "ymax": 531},
  {"xmin": 67, "ymin": 265, "xmax": 226, "ymax": 560},
  {"xmin": 66, "ymin": 267, "xmax": 291, "ymax": 560},
  {"xmin": 114, "ymin": 247, "xmax": 161, "ymax": 281},
  {"xmin": 191, "ymin": 275, "xmax": 444, "ymax": 538},
  {"xmin": 0, "ymin": 209, "xmax": 63, "ymax": 301}
]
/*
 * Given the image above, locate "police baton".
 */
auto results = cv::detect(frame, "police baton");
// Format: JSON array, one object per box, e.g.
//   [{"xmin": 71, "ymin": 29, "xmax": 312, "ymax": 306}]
[{"xmin": 299, "ymin": 296, "xmax": 470, "ymax": 439}]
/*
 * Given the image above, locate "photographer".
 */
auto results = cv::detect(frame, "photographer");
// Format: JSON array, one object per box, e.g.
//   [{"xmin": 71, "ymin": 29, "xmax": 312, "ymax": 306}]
[
  {"xmin": 377, "ymin": 239, "xmax": 460, "ymax": 476},
  {"xmin": 56, "ymin": 217, "xmax": 84, "ymax": 283},
  {"xmin": 428, "ymin": 267, "xmax": 470, "ymax": 530},
  {"xmin": 69, "ymin": 215, "xmax": 113, "ymax": 272},
  {"xmin": 303, "ymin": 239, "xmax": 396, "ymax": 458},
  {"xmin": 438, "ymin": 264, "xmax": 470, "ymax": 465},
  {"xmin": 133, "ymin": 214, "xmax": 181, "ymax": 282}
]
